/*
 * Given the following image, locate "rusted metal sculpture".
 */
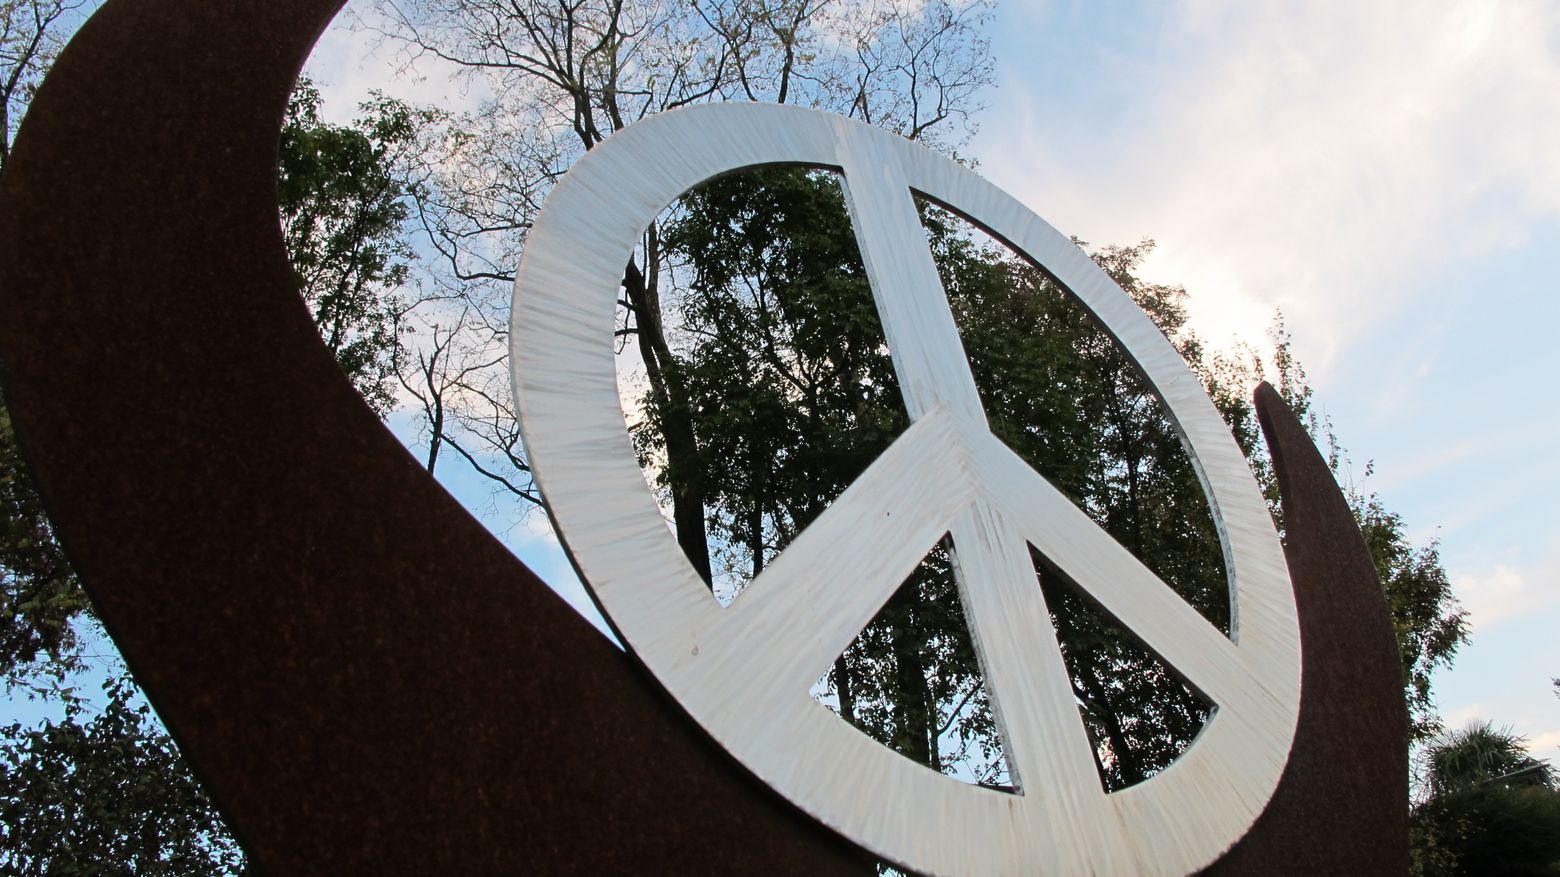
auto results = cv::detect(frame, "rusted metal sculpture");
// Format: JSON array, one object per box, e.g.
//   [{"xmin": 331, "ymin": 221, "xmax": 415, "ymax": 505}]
[{"xmin": 0, "ymin": 1, "xmax": 1406, "ymax": 873}]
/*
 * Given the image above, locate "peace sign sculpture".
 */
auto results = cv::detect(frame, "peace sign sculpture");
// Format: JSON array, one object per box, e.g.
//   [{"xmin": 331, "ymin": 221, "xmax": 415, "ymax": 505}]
[{"xmin": 513, "ymin": 104, "xmax": 1302, "ymax": 877}]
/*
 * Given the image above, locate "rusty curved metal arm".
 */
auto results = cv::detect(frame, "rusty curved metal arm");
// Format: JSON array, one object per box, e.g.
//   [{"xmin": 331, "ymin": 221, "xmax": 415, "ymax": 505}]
[
  {"xmin": 1203, "ymin": 382, "xmax": 1409, "ymax": 874},
  {"xmin": 0, "ymin": 1, "xmax": 866, "ymax": 872}
]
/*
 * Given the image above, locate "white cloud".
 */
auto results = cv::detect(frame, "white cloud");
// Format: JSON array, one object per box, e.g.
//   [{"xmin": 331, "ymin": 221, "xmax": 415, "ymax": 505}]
[
  {"xmin": 304, "ymin": 2, "xmax": 490, "ymax": 124},
  {"xmin": 1528, "ymin": 729, "xmax": 1560, "ymax": 763},
  {"xmin": 1430, "ymin": 708, "xmax": 1560, "ymax": 764},
  {"xmin": 980, "ymin": 0, "xmax": 1560, "ymax": 374},
  {"xmin": 1451, "ymin": 560, "xmax": 1559, "ymax": 632},
  {"xmin": 1444, "ymin": 702, "xmax": 1488, "ymax": 729}
]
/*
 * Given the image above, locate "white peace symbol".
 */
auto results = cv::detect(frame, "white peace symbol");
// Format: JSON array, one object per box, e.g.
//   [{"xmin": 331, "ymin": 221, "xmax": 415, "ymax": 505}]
[{"xmin": 511, "ymin": 103, "xmax": 1300, "ymax": 877}]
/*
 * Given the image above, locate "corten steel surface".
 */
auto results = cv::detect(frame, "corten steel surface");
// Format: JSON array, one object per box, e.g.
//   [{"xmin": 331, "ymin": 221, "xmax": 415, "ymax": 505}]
[
  {"xmin": 0, "ymin": 1, "xmax": 1407, "ymax": 874},
  {"xmin": 1203, "ymin": 383, "xmax": 1410, "ymax": 875},
  {"xmin": 512, "ymin": 103, "xmax": 1302, "ymax": 876},
  {"xmin": 0, "ymin": 1, "xmax": 869, "ymax": 873}
]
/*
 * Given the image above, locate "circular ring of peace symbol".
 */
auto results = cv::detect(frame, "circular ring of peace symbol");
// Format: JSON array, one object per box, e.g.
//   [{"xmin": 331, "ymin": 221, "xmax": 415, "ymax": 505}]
[{"xmin": 512, "ymin": 103, "xmax": 1300, "ymax": 876}]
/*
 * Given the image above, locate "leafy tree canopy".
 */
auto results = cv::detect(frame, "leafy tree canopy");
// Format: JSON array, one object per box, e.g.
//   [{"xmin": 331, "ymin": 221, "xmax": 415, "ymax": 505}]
[
  {"xmin": 278, "ymin": 79, "xmax": 429, "ymax": 413},
  {"xmin": 1, "ymin": 675, "xmax": 245, "ymax": 876},
  {"xmin": 1411, "ymin": 722, "xmax": 1560, "ymax": 876},
  {"xmin": 635, "ymin": 166, "xmax": 1469, "ymax": 792},
  {"xmin": 0, "ymin": 385, "xmax": 89, "ymax": 691}
]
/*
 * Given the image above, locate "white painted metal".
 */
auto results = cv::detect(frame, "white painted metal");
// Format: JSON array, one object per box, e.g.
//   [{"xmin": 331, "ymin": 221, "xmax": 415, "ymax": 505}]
[{"xmin": 511, "ymin": 103, "xmax": 1301, "ymax": 877}]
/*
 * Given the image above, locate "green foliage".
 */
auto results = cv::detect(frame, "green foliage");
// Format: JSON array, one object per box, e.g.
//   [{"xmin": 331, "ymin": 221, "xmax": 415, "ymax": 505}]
[
  {"xmin": 278, "ymin": 79, "xmax": 426, "ymax": 413},
  {"xmin": 1, "ymin": 1, "xmax": 96, "ymax": 691},
  {"xmin": 638, "ymin": 166, "xmax": 1469, "ymax": 793},
  {"xmin": 0, "ymin": 674, "xmax": 245, "ymax": 875},
  {"xmin": 1427, "ymin": 721, "xmax": 1555, "ymax": 796},
  {"xmin": 0, "ymin": 385, "xmax": 91, "ymax": 689},
  {"xmin": 644, "ymin": 169, "xmax": 993, "ymax": 774},
  {"xmin": 937, "ymin": 228, "xmax": 1227, "ymax": 787},
  {"xmin": 1411, "ymin": 723, "xmax": 1560, "ymax": 876},
  {"xmin": 1413, "ymin": 785, "xmax": 1560, "ymax": 876},
  {"xmin": 647, "ymin": 169, "xmax": 898, "ymax": 587},
  {"xmin": 645, "ymin": 170, "xmax": 1214, "ymax": 785},
  {"xmin": 1360, "ymin": 499, "xmax": 1469, "ymax": 742},
  {"xmin": 1221, "ymin": 320, "xmax": 1468, "ymax": 743}
]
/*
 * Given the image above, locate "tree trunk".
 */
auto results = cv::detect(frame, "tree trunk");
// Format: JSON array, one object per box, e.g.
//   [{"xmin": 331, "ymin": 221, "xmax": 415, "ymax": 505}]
[
  {"xmin": 889, "ymin": 592, "xmax": 936, "ymax": 770},
  {"xmin": 1080, "ymin": 657, "xmax": 1145, "ymax": 787},
  {"xmin": 623, "ymin": 245, "xmax": 713, "ymax": 585},
  {"xmin": 833, "ymin": 655, "xmax": 855, "ymax": 724}
]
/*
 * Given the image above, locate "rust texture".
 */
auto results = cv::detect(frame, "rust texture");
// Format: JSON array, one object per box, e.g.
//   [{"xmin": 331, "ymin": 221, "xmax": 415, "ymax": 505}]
[
  {"xmin": 0, "ymin": 0, "xmax": 1407, "ymax": 872},
  {"xmin": 1203, "ymin": 382, "xmax": 1410, "ymax": 875}
]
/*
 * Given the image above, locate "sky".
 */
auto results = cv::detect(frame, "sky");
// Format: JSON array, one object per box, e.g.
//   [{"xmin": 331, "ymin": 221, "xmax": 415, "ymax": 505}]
[
  {"xmin": 965, "ymin": 0, "xmax": 1560, "ymax": 763},
  {"xmin": 291, "ymin": 0, "xmax": 1558, "ymax": 768}
]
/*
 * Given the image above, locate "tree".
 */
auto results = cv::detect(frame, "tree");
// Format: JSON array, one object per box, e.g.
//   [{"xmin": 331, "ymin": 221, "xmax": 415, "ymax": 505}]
[
  {"xmin": 0, "ymin": 385, "xmax": 89, "ymax": 693},
  {"xmin": 1426, "ymin": 722, "xmax": 1553, "ymax": 796},
  {"xmin": 1411, "ymin": 722, "xmax": 1560, "ymax": 876},
  {"xmin": 0, "ymin": 675, "xmax": 246, "ymax": 875},
  {"xmin": 1, "ymin": 0, "xmax": 97, "ymax": 692},
  {"xmin": 365, "ymin": 0, "xmax": 996, "ymax": 571},
  {"xmin": 634, "ymin": 165, "xmax": 1469, "ymax": 792},
  {"xmin": 1, "ymin": 0, "xmax": 90, "ymax": 173},
  {"xmin": 1357, "ymin": 494, "xmax": 1469, "ymax": 742},
  {"xmin": 280, "ymin": 79, "xmax": 432, "ymax": 413},
  {"xmin": 0, "ymin": 0, "xmax": 97, "ymax": 696}
]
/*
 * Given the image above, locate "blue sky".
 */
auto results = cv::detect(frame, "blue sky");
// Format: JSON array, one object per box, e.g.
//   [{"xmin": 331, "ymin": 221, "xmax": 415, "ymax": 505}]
[
  {"xmin": 303, "ymin": 0, "xmax": 1560, "ymax": 765},
  {"xmin": 967, "ymin": 0, "xmax": 1560, "ymax": 762}
]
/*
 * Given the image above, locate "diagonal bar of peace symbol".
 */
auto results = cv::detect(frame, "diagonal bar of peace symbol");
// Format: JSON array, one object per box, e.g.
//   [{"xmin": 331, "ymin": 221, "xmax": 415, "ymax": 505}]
[{"xmin": 513, "ymin": 102, "xmax": 1301, "ymax": 877}]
